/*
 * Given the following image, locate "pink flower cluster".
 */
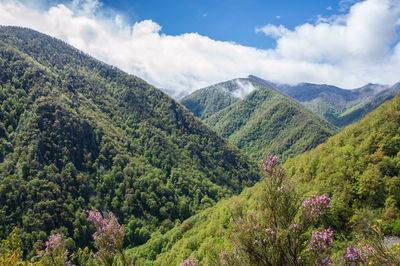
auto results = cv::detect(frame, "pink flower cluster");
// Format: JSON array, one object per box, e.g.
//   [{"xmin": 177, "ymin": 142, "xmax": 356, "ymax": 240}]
[
  {"xmin": 87, "ymin": 209, "xmax": 124, "ymax": 263},
  {"xmin": 44, "ymin": 233, "xmax": 63, "ymax": 254},
  {"xmin": 307, "ymin": 229, "xmax": 334, "ymax": 253},
  {"xmin": 41, "ymin": 233, "xmax": 71, "ymax": 265},
  {"xmin": 261, "ymin": 151, "xmax": 282, "ymax": 176},
  {"xmin": 306, "ymin": 229, "xmax": 334, "ymax": 265},
  {"xmin": 180, "ymin": 255, "xmax": 199, "ymax": 266},
  {"xmin": 301, "ymin": 192, "xmax": 330, "ymax": 218},
  {"xmin": 263, "ymin": 228, "xmax": 275, "ymax": 242},
  {"xmin": 290, "ymin": 223, "xmax": 298, "ymax": 230},
  {"xmin": 339, "ymin": 246, "xmax": 374, "ymax": 264},
  {"xmin": 219, "ymin": 249, "xmax": 228, "ymax": 260},
  {"xmin": 277, "ymin": 184, "xmax": 293, "ymax": 192}
]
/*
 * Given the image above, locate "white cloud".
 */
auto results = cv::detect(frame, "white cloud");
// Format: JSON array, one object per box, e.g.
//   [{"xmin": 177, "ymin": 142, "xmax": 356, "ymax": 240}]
[
  {"xmin": 0, "ymin": 0, "xmax": 399, "ymax": 98},
  {"xmin": 273, "ymin": 0, "xmax": 400, "ymax": 62},
  {"xmin": 232, "ymin": 79, "xmax": 256, "ymax": 99},
  {"xmin": 255, "ymin": 24, "xmax": 289, "ymax": 39}
]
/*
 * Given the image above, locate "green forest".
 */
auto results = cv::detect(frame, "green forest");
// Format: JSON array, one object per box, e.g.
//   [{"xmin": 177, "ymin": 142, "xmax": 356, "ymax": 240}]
[
  {"xmin": 0, "ymin": 26, "xmax": 259, "ymax": 259},
  {"xmin": 128, "ymin": 92, "xmax": 400, "ymax": 265},
  {"xmin": 203, "ymin": 82, "xmax": 338, "ymax": 161},
  {"xmin": 1, "ymin": 26, "xmax": 400, "ymax": 266}
]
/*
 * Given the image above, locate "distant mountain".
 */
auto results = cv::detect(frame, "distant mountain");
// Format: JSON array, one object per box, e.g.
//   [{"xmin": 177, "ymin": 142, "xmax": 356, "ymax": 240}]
[
  {"xmin": 182, "ymin": 75, "xmax": 399, "ymax": 130},
  {"xmin": 180, "ymin": 78, "xmax": 254, "ymax": 119},
  {"xmin": 131, "ymin": 85, "xmax": 400, "ymax": 265},
  {"xmin": 186, "ymin": 79, "xmax": 339, "ymax": 161},
  {"xmin": 0, "ymin": 26, "xmax": 260, "ymax": 256},
  {"xmin": 248, "ymin": 75, "xmax": 399, "ymax": 127}
]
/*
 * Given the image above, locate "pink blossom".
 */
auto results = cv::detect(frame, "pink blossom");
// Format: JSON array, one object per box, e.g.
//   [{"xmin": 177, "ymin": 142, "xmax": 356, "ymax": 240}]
[
  {"xmin": 306, "ymin": 229, "xmax": 334, "ymax": 265},
  {"xmin": 338, "ymin": 246, "xmax": 374, "ymax": 264},
  {"xmin": 180, "ymin": 255, "xmax": 199, "ymax": 266},
  {"xmin": 300, "ymin": 192, "xmax": 330, "ymax": 218},
  {"xmin": 87, "ymin": 209, "xmax": 125, "ymax": 265}
]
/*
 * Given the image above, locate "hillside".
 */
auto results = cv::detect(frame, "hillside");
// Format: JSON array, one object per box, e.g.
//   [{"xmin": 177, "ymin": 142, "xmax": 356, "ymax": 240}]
[
  {"xmin": 249, "ymin": 75, "xmax": 399, "ymax": 128},
  {"xmin": 0, "ymin": 26, "xmax": 260, "ymax": 256},
  {"xmin": 203, "ymin": 81, "xmax": 338, "ymax": 160},
  {"xmin": 284, "ymin": 91, "xmax": 400, "ymax": 233},
  {"xmin": 182, "ymin": 75, "xmax": 399, "ymax": 130},
  {"xmin": 179, "ymin": 78, "xmax": 252, "ymax": 119},
  {"xmin": 130, "ymin": 91, "xmax": 400, "ymax": 265}
]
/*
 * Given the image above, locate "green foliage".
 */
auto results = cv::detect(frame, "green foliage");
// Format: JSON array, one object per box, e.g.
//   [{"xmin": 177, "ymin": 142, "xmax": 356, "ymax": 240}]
[
  {"xmin": 0, "ymin": 26, "xmax": 260, "ymax": 257},
  {"xmin": 180, "ymin": 79, "xmax": 241, "ymax": 119},
  {"xmin": 284, "ymin": 93, "xmax": 400, "ymax": 234},
  {"xmin": 132, "ymin": 92, "xmax": 400, "ymax": 264},
  {"xmin": 277, "ymin": 81, "xmax": 400, "ymax": 128},
  {"xmin": 0, "ymin": 229, "xmax": 24, "ymax": 266},
  {"xmin": 204, "ymin": 82, "xmax": 338, "ymax": 160},
  {"xmin": 218, "ymin": 152, "xmax": 333, "ymax": 266},
  {"xmin": 127, "ymin": 186, "xmax": 259, "ymax": 265}
]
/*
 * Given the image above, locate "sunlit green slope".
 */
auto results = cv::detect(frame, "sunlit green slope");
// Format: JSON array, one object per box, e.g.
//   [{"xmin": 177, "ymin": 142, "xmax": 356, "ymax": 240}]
[
  {"xmin": 204, "ymin": 81, "xmax": 338, "ymax": 160},
  {"xmin": 132, "ymin": 92, "xmax": 400, "ymax": 265}
]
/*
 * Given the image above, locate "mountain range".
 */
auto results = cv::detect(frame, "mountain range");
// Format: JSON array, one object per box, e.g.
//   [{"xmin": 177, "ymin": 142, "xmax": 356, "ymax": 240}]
[
  {"xmin": 132, "ymin": 84, "xmax": 400, "ymax": 265},
  {"xmin": 182, "ymin": 77, "xmax": 339, "ymax": 160},
  {"xmin": 1, "ymin": 25, "xmax": 400, "ymax": 265},
  {"xmin": 0, "ymin": 26, "xmax": 260, "ymax": 256},
  {"xmin": 249, "ymin": 75, "xmax": 400, "ymax": 127},
  {"xmin": 182, "ymin": 75, "xmax": 400, "ymax": 129}
]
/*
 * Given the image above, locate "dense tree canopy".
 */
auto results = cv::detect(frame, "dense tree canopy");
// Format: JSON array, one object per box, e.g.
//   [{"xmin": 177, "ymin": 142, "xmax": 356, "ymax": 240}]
[
  {"xmin": 204, "ymin": 82, "xmax": 338, "ymax": 161},
  {"xmin": 0, "ymin": 26, "xmax": 260, "ymax": 257},
  {"xmin": 130, "ymin": 92, "xmax": 400, "ymax": 264}
]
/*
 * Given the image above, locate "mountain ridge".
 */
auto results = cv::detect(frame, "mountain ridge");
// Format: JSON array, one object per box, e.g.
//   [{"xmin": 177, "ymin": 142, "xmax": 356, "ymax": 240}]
[
  {"xmin": 202, "ymin": 79, "xmax": 338, "ymax": 160},
  {"xmin": 0, "ymin": 26, "xmax": 260, "ymax": 256},
  {"xmin": 182, "ymin": 75, "xmax": 399, "ymax": 129},
  {"xmin": 131, "ymin": 88, "xmax": 400, "ymax": 265}
]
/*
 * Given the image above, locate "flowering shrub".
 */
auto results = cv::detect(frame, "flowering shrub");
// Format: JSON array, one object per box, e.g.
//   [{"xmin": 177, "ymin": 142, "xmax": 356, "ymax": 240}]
[
  {"xmin": 179, "ymin": 255, "xmax": 199, "ymax": 266},
  {"xmin": 219, "ymin": 150, "xmax": 400, "ymax": 265},
  {"xmin": 87, "ymin": 209, "xmax": 127, "ymax": 266},
  {"xmin": 338, "ymin": 246, "xmax": 374, "ymax": 265},
  {"xmin": 261, "ymin": 151, "xmax": 280, "ymax": 176},
  {"xmin": 220, "ymin": 151, "xmax": 333, "ymax": 265},
  {"xmin": 306, "ymin": 229, "xmax": 334, "ymax": 265},
  {"xmin": 0, "ymin": 210, "xmax": 132, "ymax": 265},
  {"xmin": 300, "ymin": 192, "xmax": 331, "ymax": 218},
  {"xmin": 36, "ymin": 233, "xmax": 72, "ymax": 265}
]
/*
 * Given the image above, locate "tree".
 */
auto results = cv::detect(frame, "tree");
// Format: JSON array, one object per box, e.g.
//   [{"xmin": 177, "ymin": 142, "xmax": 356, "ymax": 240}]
[{"xmin": 219, "ymin": 151, "xmax": 335, "ymax": 265}]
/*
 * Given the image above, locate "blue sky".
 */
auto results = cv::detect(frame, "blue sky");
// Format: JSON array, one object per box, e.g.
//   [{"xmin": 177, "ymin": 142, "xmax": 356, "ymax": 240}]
[
  {"xmin": 100, "ymin": 0, "xmax": 344, "ymax": 49},
  {"xmin": 1, "ymin": 0, "xmax": 399, "ymax": 98}
]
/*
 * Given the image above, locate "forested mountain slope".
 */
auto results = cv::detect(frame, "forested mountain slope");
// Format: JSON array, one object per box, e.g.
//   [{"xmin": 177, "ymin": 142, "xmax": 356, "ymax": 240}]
[
  {"xmin": 131, "ymin": 92, "xmax": 400, "ymax": 265},
  {"xmin": 249, "ymin": 75, "xmax": 399, "ymax": 127},
  {"xmin": 284, "ymin": 91, "xmax": 400, "ymax": 233},
  {"xmin": 204, "ymin": 81, "xmax": 338, "ymax": 160},
  {"xmin": 182, "ymin": 75, "xmax": 398, "ymax": 131},
  {"xmin": 0, "ymin": 26, "xmax": 260, "ymax": 256},
  {"xmin": 179, "ymin": 78, "xmax": 250, "ymax": 119}
]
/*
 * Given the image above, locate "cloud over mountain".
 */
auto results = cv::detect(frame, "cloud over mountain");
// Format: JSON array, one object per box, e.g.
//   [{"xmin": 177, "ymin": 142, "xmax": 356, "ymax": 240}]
[{"xmin": 1, "ymin": 0, "xmax": 399, "ymax": 98}]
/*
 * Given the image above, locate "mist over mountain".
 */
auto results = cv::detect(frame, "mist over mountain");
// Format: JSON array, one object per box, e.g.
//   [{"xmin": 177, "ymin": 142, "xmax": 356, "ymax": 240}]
[
  {"xmin": 1, "ymin": 0, "xmax": 400, "ymax": 264},
  {"xmin": 182, "ymin": 78, "xmax": 338, "ymax": 161},
  {"xmin": 182, "ymin": 75, "xmax": 399, "ymax": 131},
  {"xmin": 179, "ymin": 78, "xmax": 256, "ymax": 120}
]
